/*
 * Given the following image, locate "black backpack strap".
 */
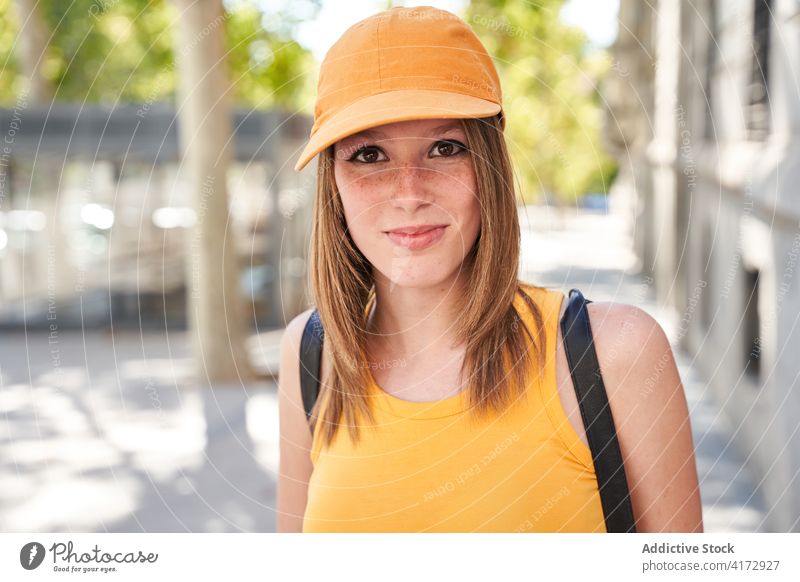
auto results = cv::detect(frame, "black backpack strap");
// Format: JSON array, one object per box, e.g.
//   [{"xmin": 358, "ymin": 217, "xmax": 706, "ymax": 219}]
[
  {"xmin": 299, "ymin": 308, "xmax": 324, "ymax": 428},
  {"xmin": 560, "ymin": 288, "xmax": 637, "ymax": 533}
]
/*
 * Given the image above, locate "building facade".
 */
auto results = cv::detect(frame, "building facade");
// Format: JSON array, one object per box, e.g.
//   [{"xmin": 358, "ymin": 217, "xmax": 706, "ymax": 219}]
[{"xmin": 607, "ymin": 0, "xmax": 800, "ymax": 532}]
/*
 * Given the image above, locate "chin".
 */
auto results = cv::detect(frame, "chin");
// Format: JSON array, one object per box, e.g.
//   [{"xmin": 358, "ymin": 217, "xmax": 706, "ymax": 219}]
[{"xmin": 375, "ymin": 257, "xmax": 465, "ymax": 290}]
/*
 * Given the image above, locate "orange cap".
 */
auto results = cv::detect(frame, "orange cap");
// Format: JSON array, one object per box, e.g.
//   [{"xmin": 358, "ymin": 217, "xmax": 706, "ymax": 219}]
[{"xmin": 293, "ymin": 5, "xmax": 504, "ymax": 172}]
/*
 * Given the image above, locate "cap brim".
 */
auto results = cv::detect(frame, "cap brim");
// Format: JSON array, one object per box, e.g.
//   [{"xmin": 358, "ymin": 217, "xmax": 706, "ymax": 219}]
[{"xmin": 293, "ymin": 89, "xmax": 501, "ymax": 172}]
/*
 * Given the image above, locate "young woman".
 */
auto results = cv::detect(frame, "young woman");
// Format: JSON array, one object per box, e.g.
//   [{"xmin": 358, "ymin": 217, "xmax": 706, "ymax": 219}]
[{"xmin": 277, "ymin": 6, "xmax": 703, "ymax": 533}]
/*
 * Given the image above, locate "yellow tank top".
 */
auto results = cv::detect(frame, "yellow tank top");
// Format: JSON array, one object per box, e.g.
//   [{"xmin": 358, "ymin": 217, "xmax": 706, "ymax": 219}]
[{"xmin": 302, "ymin": 283, "xmax": 606, "ymax": 532}]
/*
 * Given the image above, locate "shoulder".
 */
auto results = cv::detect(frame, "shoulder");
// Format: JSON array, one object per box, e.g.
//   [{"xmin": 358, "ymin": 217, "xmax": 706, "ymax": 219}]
[
  {"xmin": 278, "ymin": 307, "xmax": 319, "ymax": 406},
  {"xmin": 583, "ymin": 300, "xmax": 674, "ymax": 405},
  {"xmin": 587, "ymin": 302, "xmax": 683, "ymax": 418},
  {"xmin": 283, "ymin": 307, "xmax": 316, "ymax": 345},
  {"xmin": 282, "ymin": 307, "xmax": 318, "ymax": 351},
  {"xmin": 585, "ymin": 302, "xmax": 666, "ymax": 372},
  {"xmin": 584, "ymin": 301, "xmax": 703, "ymax": 531}
]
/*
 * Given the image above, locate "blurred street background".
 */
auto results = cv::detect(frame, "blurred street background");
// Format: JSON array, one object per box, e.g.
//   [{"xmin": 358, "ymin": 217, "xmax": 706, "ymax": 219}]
[{"xmin": 1, "ymin": 0, "xmax": 798, "ymax": 532}]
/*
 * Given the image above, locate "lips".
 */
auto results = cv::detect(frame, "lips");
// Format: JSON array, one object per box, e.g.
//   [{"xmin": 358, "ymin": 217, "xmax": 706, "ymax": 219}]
[{"xmin": 384, "ymin": 225, "xmax": 448, "ymax": 251}]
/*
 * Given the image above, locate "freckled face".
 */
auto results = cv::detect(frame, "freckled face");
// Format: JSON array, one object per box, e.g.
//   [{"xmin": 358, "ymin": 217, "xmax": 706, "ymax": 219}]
[{"xmin": 333, "ymin": 118, "xmax": 481, "ymax": 289}]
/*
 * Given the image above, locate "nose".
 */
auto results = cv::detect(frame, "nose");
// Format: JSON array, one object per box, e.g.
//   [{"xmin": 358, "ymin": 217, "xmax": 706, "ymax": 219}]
[{"xmin": 388, "ymin": 163, "xmax": 434, "ymax": 212}]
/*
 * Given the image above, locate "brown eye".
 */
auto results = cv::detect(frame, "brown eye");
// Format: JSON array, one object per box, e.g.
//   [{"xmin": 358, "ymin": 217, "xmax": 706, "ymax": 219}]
[
  {"xmin": 349, "ymin": 146, "xmax": 386, "ymax": 163},
  {"xmin": 431, "ymin": 140, "xmax": 467, "ymax": 158}
]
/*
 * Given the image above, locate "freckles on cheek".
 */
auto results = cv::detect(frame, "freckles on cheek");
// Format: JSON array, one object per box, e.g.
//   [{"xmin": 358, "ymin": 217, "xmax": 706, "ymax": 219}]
[
  {"xmin": 336, "ymin": 165, "xmax": 389, "ymax": 222},
  {"xmin": 444, "ymin": 166, "xmax": 479, "ymax": 208},
  {"xmin": 338, "ymin": 187, "xmax": 377, "ymax": 248}
]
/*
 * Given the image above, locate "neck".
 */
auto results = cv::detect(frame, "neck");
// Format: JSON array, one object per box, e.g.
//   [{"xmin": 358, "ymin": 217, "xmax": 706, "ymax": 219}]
[{"xmin": 367, "ymin": 270, "xmax": 468, "ymax": 357}]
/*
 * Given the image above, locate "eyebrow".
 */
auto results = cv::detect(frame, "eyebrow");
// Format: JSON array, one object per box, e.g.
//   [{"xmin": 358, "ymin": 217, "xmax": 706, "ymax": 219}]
[{"xmin": 343, "ymin": 121, "xmax": 464, "ymax": 142}]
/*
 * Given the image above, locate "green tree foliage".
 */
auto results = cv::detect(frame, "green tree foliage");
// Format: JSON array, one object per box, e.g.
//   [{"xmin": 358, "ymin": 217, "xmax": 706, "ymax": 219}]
[
  {"xmin": 224, "ymin": 2, "xmax": 316, "ymax": 110},
  {"xmin": 0, "ymin": 0, "xmax": 20, "ymax": 102},
  {"xmin": 465, "ymin": 0, "xmax": 618, "ymax": 203},
  {"xmin": 0, "ymin": 0, "xmax": 317, "ymax": 108}
]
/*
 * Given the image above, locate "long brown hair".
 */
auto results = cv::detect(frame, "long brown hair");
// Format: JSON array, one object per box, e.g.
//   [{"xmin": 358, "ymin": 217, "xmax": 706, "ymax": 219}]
[{"xmin": 308, "ymin": 114, "xmax": 546, "ymax": 448}]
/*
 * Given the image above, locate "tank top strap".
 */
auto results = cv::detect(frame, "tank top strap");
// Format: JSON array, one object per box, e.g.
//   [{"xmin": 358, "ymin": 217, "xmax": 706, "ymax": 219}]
[{"xmin": 520, "ymin": 284, "xmax": 594, "ymax": 469}]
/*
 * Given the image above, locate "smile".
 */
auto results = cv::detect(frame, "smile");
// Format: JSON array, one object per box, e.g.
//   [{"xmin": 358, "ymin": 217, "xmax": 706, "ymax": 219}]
[{"xmin": 385, "ymin": 226, "xmax": 448, "ymax": 251}]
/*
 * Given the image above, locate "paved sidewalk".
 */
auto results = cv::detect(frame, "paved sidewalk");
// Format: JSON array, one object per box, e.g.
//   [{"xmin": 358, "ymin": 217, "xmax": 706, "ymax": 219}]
[
  {"xmin": 0, "ymin": 207, "xmax": 767, "ymax": 532},
  {"xmin": 0, "ymin": 329, "xmax": 281, "ymax": 532}
]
